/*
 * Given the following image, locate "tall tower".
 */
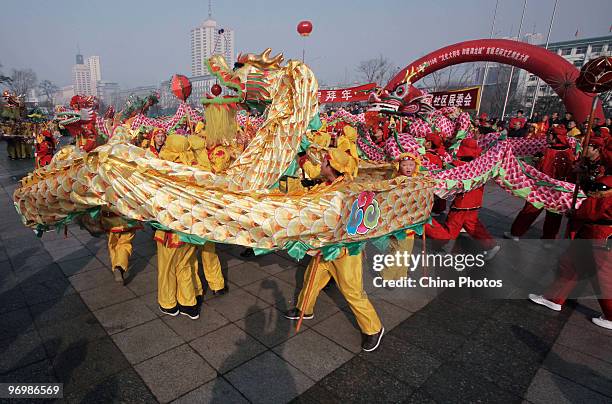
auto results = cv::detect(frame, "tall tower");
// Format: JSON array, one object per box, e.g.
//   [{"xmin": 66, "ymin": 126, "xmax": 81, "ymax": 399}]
[
  {"xmin": 190, "ymin": 1, "xmax": 235, "ymax": 76},
  {"xmin": 87, "ymin": 56, "xmax": 102, "ymax": 96},
  {"xmin": 73, "ymin": 50, "xmax": 91, "ymax": 96}
]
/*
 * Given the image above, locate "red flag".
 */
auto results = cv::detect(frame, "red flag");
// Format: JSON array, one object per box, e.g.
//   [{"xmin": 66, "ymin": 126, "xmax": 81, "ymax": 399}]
[
  {"xmin": 609, "ymin": 24, "xmax": 612, "ymax": 33},
  {"xmin": 574, "ymin": 29, "xmax": 579, "ymax": 37}
]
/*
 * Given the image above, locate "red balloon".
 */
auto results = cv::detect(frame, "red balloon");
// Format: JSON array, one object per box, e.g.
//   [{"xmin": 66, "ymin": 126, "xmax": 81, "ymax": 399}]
[
  {"xmin": 171, "ymin": 74, "xmax": 192, "ymax": 101},
  {"xmin": 297, "ymin": 20, "xmax": 313, "ymax": 37},
  {"xmin": 211, "ymin": 84, "xmax": 222, "ymax": 96}
]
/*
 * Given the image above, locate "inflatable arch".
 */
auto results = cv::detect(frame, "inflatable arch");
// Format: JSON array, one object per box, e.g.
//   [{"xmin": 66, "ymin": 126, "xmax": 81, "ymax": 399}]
[{"xmin": 386, "ymin": 39, "xmax": 605, "ymax": 123}]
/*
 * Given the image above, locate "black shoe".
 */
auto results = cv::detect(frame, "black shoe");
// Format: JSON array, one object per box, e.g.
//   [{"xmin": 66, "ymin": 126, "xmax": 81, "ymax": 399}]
[
  {"xmin": 361, "ymin": 327, "xmax": 384, "ymax": 352},
  {"xmin": 179, "ymin": 305, "xmax": 200, "ymax": 320},
  {"xmin": 159, "ymin": 305, "xmax": 179, "ymax": 316},
  {"xmin": 212, "ymin": 287, "xmax": 227, "ymax": 296},
  {"xmin": 284, "ymin": 308, "xmax": 314, "ymax": 320},
  {"xmin": 196, "ymin": 295, "xmax": 203, "ymax": 305},
  {"xmin": 240, "ymin": 248, "xmax": 255, "ymax": 258}
]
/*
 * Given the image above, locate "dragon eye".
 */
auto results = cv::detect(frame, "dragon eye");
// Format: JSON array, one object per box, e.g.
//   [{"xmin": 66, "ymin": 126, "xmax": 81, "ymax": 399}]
[{"xmin": 393, "ymin": 84, "xmax": 407, "ymax": 97}]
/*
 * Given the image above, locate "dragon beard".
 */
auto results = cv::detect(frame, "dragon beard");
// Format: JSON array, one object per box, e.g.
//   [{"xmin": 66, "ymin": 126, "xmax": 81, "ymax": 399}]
[{"xmin": 204, "ymin": 104, "xmax": 238, "ymax": 148}]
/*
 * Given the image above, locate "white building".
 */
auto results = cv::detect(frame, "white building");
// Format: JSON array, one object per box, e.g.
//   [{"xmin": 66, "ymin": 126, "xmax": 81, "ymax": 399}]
[
  {"xmin": 190, "ymin": 17, "xmax": 235, "ymax": 76},
  {"xmin": 96, "ymin": 80, "xmax": 120, "ymax": 108},
  {"xmin": 71, "ymin": 53, "xmax": 103, "ymax": 97},
  {"xmin": 72, "ymin": 53, "xmax": 91, "ymax": 96},
  {"xmin": 87, "ymin": 56, "xmax": 102, "ymax": 96},
  {"xmin": 523, "ymin": 34, "xmax": 612, "ymax": 112},
  {"xmin": 53, "ymin": 85, "xmax": 75, "ymax": 106}
]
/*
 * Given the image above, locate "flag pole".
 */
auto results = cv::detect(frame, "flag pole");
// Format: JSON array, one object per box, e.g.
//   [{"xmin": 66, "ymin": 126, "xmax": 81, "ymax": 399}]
[
  {"xmin": 476, "ymin": 0, "xmax": 499, "ymax": 117},
  {"xmin": 529, "ymin": 0, "xmax": 558, "ymax": 119},
  {"xmin": 501, "ymin": 0, "xmax": 528, "ymax": 120}
]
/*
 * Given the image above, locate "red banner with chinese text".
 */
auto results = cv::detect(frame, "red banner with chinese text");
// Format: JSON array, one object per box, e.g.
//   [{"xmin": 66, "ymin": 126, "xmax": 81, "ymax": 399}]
[
  {"xmin": 431, "ymin": 86, "xmax": 481, "ymax": 110},
  {"xmin": 318, "ymin": 83, "xmax": 377, "ymax": 104}
]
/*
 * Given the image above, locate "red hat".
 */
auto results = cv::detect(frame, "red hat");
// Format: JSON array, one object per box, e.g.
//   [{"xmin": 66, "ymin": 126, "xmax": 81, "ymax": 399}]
[
  {"xmin": 588, "ymin": 137, "xmax": 605, "ymax": 149},
  {"xmin": 551, "ymin": 125, "xmax": 569, "ymax": 146},
  {"xmin": 456, "ymin": 139, "xmax": 482, "ymax": 159},
  {"xmin": 551, "ymin": 125, "xmax": 567, "ymax": 136},
  {"xmin": 425, "ymin": 133, "xmax": 443, "ymax": 149}
]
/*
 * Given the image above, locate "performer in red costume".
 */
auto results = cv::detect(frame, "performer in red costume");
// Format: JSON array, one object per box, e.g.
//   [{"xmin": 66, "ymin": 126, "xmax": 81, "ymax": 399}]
[
  {"xmin": 424, "ymin": 133, "xmax": 447, "ymax": 215},
  {"xmin": 505, "ymin": 126, "xmax": 576, "ymax": 241},
  {"xmin": 509, "ymin": 109, "xmax": 527, "ymax": 129},
  {"xmin": 529, "ymin": 175, "xmax": 612, "ymax": 330},
  {"xmin": 426, "ymin": 139, "xmax": 500, "ymax": 260},
  {"xmin": 35, "ymin": 129, "xmax": 57, "ymax": 168}
]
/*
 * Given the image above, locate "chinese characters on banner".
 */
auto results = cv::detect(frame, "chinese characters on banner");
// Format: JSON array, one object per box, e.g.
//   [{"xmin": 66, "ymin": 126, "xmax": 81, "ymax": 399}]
[
  {"xmin": 318, "ymin": 83, "xmax": 377, "ymax": 104},
  {"xmin": 431, "ymin": 86, "xmax": 481, "ymax": 110},
  {"xmin": 419, "ymin": 46, "xmax": 531, "ymax": 74}
]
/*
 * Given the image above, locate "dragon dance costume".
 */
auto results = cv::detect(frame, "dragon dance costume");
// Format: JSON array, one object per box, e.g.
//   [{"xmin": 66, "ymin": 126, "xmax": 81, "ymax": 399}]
[
  {"xmin": 426, "ymin": 139, "xmax": 497, "ymax": 253},
  {"xmin": 531, "ymin": 175, "xmax": 612, "ymax": 329},
  {"xmin": 509, "ymin": 126, "xmax": 576, "ymax": 240},
  {"xmin": 293, "ymin": 146, "xmax": 383, "ymax": 340}
]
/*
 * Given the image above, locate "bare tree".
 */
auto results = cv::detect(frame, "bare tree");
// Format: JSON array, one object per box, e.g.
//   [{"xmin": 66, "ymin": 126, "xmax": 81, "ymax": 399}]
[
  {"xmin": 356, "ymin": 55, "xmax": 393, "ymax": 85},
  {"xmin": 9, "ymin": 68, "xmax": 37, "ymax": 97},
  {"xmin": 0, "ymin": 62, "xmax": 11, "ymax": 85},
  {"xmin": 419, "ymin": 64, "xmax": 478, "ymax": 92},
  {"xmin": 38, "ymin": 80, "xmax": 59, "ymax": 105}
]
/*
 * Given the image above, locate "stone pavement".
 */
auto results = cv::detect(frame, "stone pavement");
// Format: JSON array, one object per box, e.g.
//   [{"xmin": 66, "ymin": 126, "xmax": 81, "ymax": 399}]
[{"xmin": 0, "ymin": 151, "xmax": 610, "ymax": 403}]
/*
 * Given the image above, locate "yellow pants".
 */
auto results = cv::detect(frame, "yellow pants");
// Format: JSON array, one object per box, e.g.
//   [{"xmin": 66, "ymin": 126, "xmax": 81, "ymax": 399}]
[
  {"xmin": 157, "ymin": 242, "xmax": 199, "ymax": 309},
  {"xmin": 7, "ymin": 140, "xmax": 17, "ymax": 159},
  {"xmin": 108, "ymin": 231, "xmax": 135, "ymax": 272},
  {"xmin": 17, "ymin": 141, "xmax": 31, "ymax": 159},
  {"xmin": 200, "ymin": 243, "xmax": 225, "ymax": 291},
  {"xmin": 381, "ymin": 233, "xmax": 415, "ymax": 281},
  {"xmin": 297, "ymin": 252, "xmax": 382, "ymax": 335}
]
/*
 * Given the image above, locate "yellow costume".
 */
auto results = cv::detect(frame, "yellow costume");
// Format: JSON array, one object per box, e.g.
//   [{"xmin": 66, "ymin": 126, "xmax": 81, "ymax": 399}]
[
  {"xmin": 297, "ymin": 250, "xmax": 382, "ymax": 335},
  {"xmin": 189, "ymin": 134, "xmax": 226, "ymax": 292},
  {"xmin": 382, "ymin": 153, "xmax": 421, "ymax": 280},
  {"xmin": 200, "ymin": 242, "xmax": 225, "ymax": 292},
  {"xmin": 337, "ymin": 125, "xmax": 359, "ymax": 159},
  {"xmin": 102, "ymin": 214, "xmax": 136, "ymax": 272},
  {"xmin": 154, "ymin": 231, "xmax": 199, "ymax": 309},
  {"xmin": 156, "ymin": 135, "xmax": 201, "ymax": 308},
  {"xmin": 4, "ymin": 124, "xmax": 18, "ymax": 159},
  {"xmin": 567, "ymin": 127, "xmax": 581, "ymax": 139},
  {"xmin": 108, "ymin": 232, "xmax": 135, "ymax": 271},
  {"xmin": 296, "ymin": 146, "xmax": 381, "ymax": 335}
]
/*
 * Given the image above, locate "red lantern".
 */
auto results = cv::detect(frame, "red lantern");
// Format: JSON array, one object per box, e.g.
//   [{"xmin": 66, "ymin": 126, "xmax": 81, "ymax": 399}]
[
  {"xmin": 297, "ymin": 20, "xmax": 313, "ymax": 37},
  {"xmin": 211, "ymin": 84, "xmax": 222, "ymax": 96},
  {"xmin": 171, "ymin": 74, "xmax": 192, "ymax": 101}
]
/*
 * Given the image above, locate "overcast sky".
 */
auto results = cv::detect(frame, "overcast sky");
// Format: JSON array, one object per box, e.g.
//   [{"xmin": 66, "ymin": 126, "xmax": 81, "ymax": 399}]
[{"xmin": 1, "ymin": 0, "xmax": 610, "ymax": 89}]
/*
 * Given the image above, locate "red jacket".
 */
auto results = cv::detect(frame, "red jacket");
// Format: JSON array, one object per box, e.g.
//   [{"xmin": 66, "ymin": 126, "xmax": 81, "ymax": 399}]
[
  {"xmin": 538, "ymin": 146, "xmax": 575, "ymax": 181},
  {"xmin": 510, "ymin": 116, "xmax": 527, "ymax": 129},
  {"xmin": 572, "ymin": 191, "xmax": 612, "ymax": 240},
  {"xmin": 35, "ymin": 139, "xmax": 55, "ymax": 167},
  {"xmin": 452, "ymin": 186, "xmax": 485, "ymax": 209},
  {"xmin": 450, "ymin": 159, "xmax": 485, "ymax": 209}
]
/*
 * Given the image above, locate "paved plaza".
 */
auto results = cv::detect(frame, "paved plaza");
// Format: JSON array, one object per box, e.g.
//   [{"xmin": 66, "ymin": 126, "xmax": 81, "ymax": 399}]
[{"xmin": 1, "ymin": 151, "xmax": 611, "ymax": 403}]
